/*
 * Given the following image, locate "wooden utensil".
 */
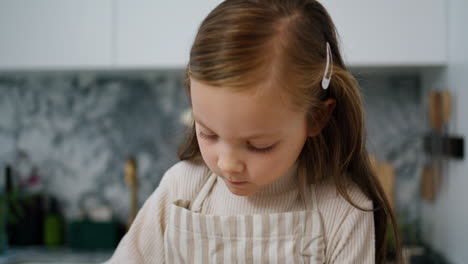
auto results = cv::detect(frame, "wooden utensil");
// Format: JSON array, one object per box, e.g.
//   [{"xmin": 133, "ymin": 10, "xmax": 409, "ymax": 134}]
[
  {"xmin": 420, "ymin": 163, "xmax": 440, "ymax": 201},
  {"xmin": 428, "ymin": 90, "xmax": 451, "ymax": 131},
  {"xmin": 421, "ymin": 90, "xmax": 451, "ymax": 201},
  {"xmin": 125, "ymin": 157, "xmax": 138, "ymax": 230}
]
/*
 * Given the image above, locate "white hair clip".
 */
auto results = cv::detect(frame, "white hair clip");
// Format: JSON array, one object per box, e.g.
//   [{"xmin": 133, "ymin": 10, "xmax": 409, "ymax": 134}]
[{"xmin": 321, "ymin": 42, "xmax": 333, "ymax": 90}]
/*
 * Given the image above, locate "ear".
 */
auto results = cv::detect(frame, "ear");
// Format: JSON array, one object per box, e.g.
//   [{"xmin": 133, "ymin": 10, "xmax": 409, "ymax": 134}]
[{"xmin": 308, "ymin": 98, "xmax": 336, "ymax": 137}]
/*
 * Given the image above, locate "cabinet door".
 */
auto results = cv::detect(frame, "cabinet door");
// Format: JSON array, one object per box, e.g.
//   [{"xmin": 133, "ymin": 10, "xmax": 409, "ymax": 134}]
[
  {"xmin": 115, "ymin": 0, "xmax": 223, "ymax": 69},
  {"xmin": 0, "ymin": 0, "xmax": 112, "ymax": 70},
  {"xmin": 322, "ymin": 0, "xmax": 447, "ymax": 66}
]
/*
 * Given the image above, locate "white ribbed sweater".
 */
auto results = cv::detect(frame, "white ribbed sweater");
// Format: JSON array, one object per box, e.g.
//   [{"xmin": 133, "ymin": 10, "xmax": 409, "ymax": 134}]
[{"xmin": 106, "ymin": 160, "xmax": 375, "ymax": 263}]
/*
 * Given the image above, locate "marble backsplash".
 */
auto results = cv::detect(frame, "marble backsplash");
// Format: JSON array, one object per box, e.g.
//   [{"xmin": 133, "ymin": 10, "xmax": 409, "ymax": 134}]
[{"xmin": 0, "ymin": 70, "xmax": 425, "ymax": 223}]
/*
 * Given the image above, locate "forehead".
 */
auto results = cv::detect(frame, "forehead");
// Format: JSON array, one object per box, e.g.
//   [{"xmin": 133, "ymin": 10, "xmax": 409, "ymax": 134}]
[{"xmin": 190, "ymin": 78, "xmax": 303, "ymax": 139}]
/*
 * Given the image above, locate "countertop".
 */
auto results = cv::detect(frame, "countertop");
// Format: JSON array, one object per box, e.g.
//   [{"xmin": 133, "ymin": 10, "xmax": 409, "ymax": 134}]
[{"xmin": 0, "ymin": 247, "xmax": 113, "ymax": 264}]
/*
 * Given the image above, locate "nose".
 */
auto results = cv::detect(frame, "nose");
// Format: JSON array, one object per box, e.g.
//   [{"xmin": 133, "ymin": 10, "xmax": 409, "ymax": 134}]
[{"xmin": 217, "ymin": 151, "xmax": 244, "ymax": 175}]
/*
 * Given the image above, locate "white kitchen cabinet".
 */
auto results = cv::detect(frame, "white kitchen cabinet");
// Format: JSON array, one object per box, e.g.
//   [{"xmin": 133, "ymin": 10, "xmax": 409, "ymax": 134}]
[
  {"xmin": 115, "ymin": 0, "xmax": 223, "ymax": 69},
  {"xmin": 321, "ymin": 0, "xmax": 447, "ymax": 67},
  {"xmin": 0, "ymin": 0, "xmax": 112, "ymax": 70},
  {"xmin": 116, "ymin": 0, "xmax": 446, "ymax": 69},
  {"xmin": 0, "ymin": 0, "xmax": 447, "ymax": 70}
]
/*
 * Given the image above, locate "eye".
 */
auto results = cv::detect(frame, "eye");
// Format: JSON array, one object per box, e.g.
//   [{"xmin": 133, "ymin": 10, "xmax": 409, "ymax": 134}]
[
  {"xmin": 197, "ymin": 131, "xmax": 217, "ymax": 140},
  {"xmin": 247, "ymin": 145, "xmax": 274, "ymax": 153},
  {"xmin": 198, "ymin": 131, "xmax": 275, "ymax": 154}
]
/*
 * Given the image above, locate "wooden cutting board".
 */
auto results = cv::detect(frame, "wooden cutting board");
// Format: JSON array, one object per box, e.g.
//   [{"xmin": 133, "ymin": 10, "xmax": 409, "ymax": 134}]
[{"xmin": 369, "ymin": 155, "xmax": 395, "ymax": 209}]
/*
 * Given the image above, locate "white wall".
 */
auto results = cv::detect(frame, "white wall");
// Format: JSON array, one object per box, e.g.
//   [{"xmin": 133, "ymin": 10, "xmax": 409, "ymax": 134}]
[{"xmin": 420, "ymin": 0, "xmax": 468, "ymax": 263}]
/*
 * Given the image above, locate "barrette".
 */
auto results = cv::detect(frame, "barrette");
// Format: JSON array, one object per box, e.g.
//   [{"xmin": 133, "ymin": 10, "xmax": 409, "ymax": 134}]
[{"xmin": 321, "ymin": 42, "xmax": 333, "ymax": 90}]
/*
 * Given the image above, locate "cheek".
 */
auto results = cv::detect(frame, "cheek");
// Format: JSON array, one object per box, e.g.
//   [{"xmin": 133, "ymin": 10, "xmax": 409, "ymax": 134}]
[
  {"xmin": 197, "ymin": 136, "xmax": 215, "ymax": 163},
  {"xmin": 236, "ymin": 151, "xmax": 277, "ymax": 179},
  {"xmin": 249, "ymin": 146, "xmax": 298, "ymax": 183}
]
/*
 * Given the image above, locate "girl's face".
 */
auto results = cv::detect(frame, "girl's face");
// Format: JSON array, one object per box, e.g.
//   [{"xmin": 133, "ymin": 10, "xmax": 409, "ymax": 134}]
[{"xmin": 190, "ymin": 78, "xmax": 309, "ymax": 196}]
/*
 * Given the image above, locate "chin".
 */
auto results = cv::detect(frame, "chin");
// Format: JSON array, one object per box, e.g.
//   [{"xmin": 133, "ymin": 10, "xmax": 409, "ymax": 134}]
[
  {"xmin": 229, "ymin": 190, "xmax": 251, "ymax": 196},
  {"xmin": 227, "ymin": 187, "xmax": 257, "ymax": 197}
]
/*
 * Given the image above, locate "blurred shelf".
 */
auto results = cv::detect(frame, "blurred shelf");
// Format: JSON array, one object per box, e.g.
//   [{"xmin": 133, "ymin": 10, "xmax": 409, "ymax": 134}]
[{"xmin": 0, "ymin": 246, "xmax": 113, "ymax": 264}]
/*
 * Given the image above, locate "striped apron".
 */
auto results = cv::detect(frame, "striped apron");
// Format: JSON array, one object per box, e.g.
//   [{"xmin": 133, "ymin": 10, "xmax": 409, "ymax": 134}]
[{"xmin": 164, "ymin": 172, "xmax": 325, "ymax": 263}]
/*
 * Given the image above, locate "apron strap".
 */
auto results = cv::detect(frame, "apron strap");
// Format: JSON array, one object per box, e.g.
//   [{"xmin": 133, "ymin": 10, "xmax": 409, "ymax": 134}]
[
  {"xmin": 310, "ymin": 184, "xmax": 319, "ymax": 210},
  {"xmin": 189, "ymin": 172, "xmax": 217, "ymax": 213},
  {"xmin": 298, "ymin": 164, "xmax": 319, "ymax": 211}
]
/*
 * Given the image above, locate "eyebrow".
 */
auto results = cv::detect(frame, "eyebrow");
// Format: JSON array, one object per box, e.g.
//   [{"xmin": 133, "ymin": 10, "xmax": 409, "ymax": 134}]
[{"xmin": 192, "ymin": 114, "xmax": 280, "ymax": 140}]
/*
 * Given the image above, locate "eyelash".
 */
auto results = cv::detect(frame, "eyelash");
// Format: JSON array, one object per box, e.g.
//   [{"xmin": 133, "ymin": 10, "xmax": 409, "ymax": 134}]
[{"xmin": 197, "ymin": 131, "xmax": 275, "ymax": 153}]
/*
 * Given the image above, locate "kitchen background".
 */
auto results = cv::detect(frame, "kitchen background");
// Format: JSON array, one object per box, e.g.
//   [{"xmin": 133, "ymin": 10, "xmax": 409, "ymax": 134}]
[
  {"xmin": 0, "ymin": 0, "xmax": 467, "ymax": 264},
  {"xmin": 0, "ymin": 71, "xmax": 424, "ymax": 223}
]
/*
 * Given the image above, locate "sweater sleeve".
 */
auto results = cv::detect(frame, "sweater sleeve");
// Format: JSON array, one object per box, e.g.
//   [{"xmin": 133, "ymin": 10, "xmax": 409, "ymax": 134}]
[
  {"xmin": 318, "ymin": 182, "xmax": 375, "ymax": 264},
  {"xmin": 327, "ymin": 201, "xmax": 375, "ymax": 264},
  {"xmin": 104, "ymin": 160, "xmax": 209, "ymax": 264},
  {"xmin": 104, "ymin": 169, "xmax": 174, "ymax": 264}
]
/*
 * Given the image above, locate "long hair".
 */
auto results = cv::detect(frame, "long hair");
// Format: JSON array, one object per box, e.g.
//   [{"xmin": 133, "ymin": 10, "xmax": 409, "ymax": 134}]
[{"xmin": 177, "ymin": 0, "xmax": 402, "ymax": 262}]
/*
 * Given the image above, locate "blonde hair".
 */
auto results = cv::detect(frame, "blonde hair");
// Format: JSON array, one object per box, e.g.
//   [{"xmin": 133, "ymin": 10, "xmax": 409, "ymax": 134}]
[{"xmin": 178, "ymin": 0, "xmax": 402, "ymax": 262}]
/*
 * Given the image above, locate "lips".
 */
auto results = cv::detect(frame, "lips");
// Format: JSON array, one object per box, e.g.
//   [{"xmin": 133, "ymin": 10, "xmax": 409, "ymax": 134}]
[{"xmin": 226, "ymin": 179, "xmax": 248, "ymax": 185}]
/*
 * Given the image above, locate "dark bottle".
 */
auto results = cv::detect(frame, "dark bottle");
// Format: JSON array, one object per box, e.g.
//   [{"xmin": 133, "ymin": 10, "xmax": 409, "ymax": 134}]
[
  {"xmin": 6, "ymin": 164, "xmax": 44, "ymax": 246},
  {"xmin": 0, "ymin": 165, "xmax": 13, "ymax": 252},
  {"xmin": 5, "ymin": 165, "xmax": 13, "ymax": 193}
]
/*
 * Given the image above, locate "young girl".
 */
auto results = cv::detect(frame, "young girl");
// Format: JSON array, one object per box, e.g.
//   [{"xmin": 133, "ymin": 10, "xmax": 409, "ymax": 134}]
[{"xmin": 107, "ymin": 0, "xmax": 401, "ymax": 263}]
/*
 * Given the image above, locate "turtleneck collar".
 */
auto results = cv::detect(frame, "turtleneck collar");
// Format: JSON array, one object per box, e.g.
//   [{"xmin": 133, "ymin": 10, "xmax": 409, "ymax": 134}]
[{"xmin": 255, "ymin": 161, "xmax": 299, "ymax": 196}]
